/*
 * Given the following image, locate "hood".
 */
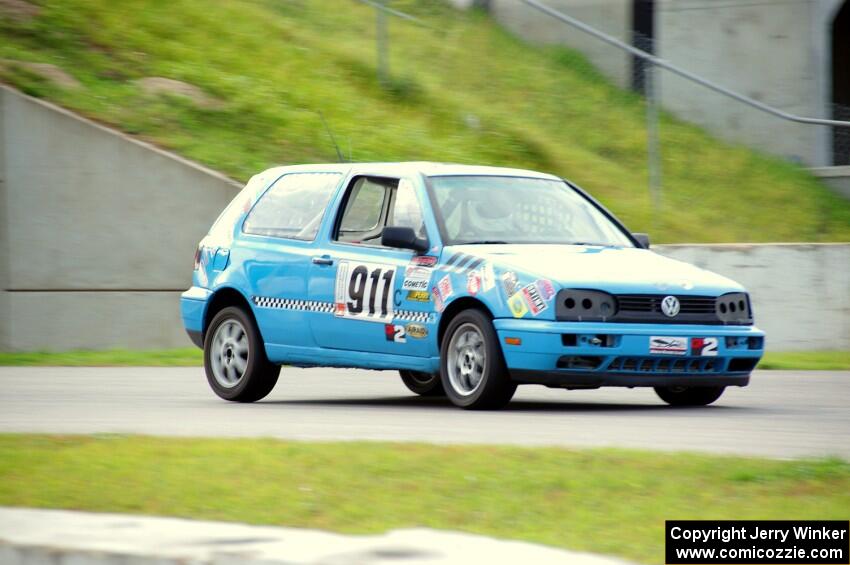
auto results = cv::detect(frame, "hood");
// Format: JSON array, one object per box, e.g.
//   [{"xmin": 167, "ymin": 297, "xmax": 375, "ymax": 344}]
[{"xmin": 446, "ymin": 244, "xmax": 743, "ymax": 295}]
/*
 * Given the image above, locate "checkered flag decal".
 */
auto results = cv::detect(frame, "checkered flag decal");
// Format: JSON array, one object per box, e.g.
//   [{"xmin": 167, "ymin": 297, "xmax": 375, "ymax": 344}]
[
  {"xmin": 394, "ymin": 310, "xmax": 433, "ymax": 323},
  {"xmin": 252, "ymin": 296, "xmax": 334, "ymax": 313},
  {"xmin": 253, "ymin": 296, "xmax": 432, "ymax": 322}
]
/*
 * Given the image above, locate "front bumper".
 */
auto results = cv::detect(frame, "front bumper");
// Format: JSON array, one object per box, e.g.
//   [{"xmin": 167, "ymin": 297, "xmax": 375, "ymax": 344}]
[
  {"xmin": 494, "ymin": 318, "xmax": 764, "ymax": 389},
  {"xmin": 180, "ymin": 286, "xmax": 212, "ymax": 349}
]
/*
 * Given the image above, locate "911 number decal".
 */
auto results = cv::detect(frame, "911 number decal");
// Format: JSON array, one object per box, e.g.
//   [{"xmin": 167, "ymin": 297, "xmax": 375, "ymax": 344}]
[{"xmin": 334, "ymin": 260, "xmax": 396, "ymax": 322}]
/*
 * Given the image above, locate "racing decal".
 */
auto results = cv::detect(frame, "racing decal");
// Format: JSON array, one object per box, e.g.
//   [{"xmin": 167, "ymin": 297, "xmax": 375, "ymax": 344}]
[
  {"xmin": 691, "ymin": 337, "xmax": 719, "ymax": 356},
  {"xmin": 253, "ymin": 296, "xmax": 335, "ymax": 312},
  {"xmin": 405, "ymin": 323, "xmax": 428, "ymax": 339},
  {"xmin": 649, "ymin": 336, "xmax": 687, "ymax": 356},
  {"xmin": 252, "ymin": 296, "xmax": 430, "ymax": 323},
  {"xmin": 500, "ymin": 271, "xmax": 518, "ymax": 297},
  {"xmin": 432, "ymin": 286, "xmax": 445, "ymax": 312},
  {"xmin": 395, "ymin": 310, "xmax": 432, "ymax": 323},
  {"xmin": 444, "ymin": 252, "xmax": 484, "ymax": 274},
  {"xmin": 334, "ymin": 260, "xmax": 396, "ymax": 323},
  {"xmin": 406, "ymin": 290, "xmax": 431, "ymax": 302},
  {"xmin": 480, "ymin": 262, "xmax": 496, "ymax": 292},
  {"xmin": 507, "ymin": 292, "xmax": 529, "ymax": 318},
  {"xmin": 521, "ymin": 283, "xmax": 547, "ymax": 316},
  {"xmin": 437, "ymin": 274, "xmax": 453, "ymax": 300},
  {"xmin": 467, "ymin": 270, "xmax": 482, "ymax": 296},
  {"xmin": 401, "ymin": 264, "xmax": 432, "ymax": 291},
  {"xmin": 411, "ymin": 255, "xmax": 438, "ymax": 267},
  {"xmin": 535, "ymin": 278, "xmax": 555, "ymax": 301},
  {"xmin": 385, "ymin": 324, "xmax": 407, "ymax": 343}
]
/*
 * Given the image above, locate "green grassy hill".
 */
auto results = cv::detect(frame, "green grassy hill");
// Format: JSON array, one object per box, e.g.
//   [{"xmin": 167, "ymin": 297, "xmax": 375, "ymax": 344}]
[{"xmin": 2, "ymin": 0, "xmax": 848, "ymax": 242}]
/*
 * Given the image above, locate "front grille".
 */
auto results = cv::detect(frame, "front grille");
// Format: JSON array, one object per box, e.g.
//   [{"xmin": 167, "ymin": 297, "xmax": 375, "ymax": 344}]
[
  {"xmin": 609, "ymin": 356, "xmax": 720, "ymax": 374},
  {"xmin": 554, "ymin": 290, "xmax": 753, "ymax": 325},
  {"xmin": 617, "ymin": 295, "xmax": 717, "ymax": 314}
]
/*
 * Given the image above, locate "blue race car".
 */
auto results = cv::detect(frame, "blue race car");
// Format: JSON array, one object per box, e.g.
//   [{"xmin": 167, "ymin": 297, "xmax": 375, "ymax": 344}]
[{"xmin": 181, "ymin": 163, "xmax": 764, "ymax": 409}]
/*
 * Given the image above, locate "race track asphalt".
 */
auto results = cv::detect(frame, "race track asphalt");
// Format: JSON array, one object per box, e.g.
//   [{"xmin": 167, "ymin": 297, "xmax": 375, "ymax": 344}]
[{"xmin": 0, "ymin": 367, "xmax": 847, "ymax": 459}]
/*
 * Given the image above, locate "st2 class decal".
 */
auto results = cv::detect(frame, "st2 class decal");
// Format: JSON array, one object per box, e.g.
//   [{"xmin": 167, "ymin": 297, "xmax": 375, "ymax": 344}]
[
  {"xmin": 384, "ymin": 324, "xmax": 406, "ymax": 343},
  {"xmin": 691, "ymin": 337, "xmax": 718, "ymax": 356},
  {"xmin": 335, "ymin": 260, "xmax": 396, "ymax": 323}
]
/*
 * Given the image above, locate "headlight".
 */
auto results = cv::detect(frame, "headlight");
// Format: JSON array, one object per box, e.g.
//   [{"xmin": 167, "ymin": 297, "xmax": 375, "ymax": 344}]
[
  {"xmin": 716, "ymin": 292, "xmax": 753, "ymax": 324},
  {"xmin": 556, "ymin": 289, "xmax": 617, "ymax": 321}
]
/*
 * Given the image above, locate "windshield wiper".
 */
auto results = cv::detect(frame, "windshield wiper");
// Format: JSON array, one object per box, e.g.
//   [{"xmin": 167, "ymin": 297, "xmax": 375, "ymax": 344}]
[{"xmin": 459, "ymin": 240, "xmax": 509, "ymax": 245}]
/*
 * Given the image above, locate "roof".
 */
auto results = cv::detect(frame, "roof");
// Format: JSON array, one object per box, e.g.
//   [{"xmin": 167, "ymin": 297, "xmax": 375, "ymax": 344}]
[{"xmin": 257, "ymin": 162, "xmax": 561, "ymax": 181}]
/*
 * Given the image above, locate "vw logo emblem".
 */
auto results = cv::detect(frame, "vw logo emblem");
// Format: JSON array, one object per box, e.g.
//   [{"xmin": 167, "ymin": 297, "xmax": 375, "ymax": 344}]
[{"xmin": 661, "ymin": 295, "xmax": 680, "ymax": 317}]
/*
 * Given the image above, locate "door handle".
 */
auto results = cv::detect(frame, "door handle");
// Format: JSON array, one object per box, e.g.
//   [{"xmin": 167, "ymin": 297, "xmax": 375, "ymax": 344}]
[{"xmin": 311, "ymin": 256, "xmax": 334, "ymax": 266}]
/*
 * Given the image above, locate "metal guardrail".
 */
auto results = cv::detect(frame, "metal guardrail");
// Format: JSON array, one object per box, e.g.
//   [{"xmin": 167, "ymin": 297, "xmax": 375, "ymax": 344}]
[{"xmin": 521, "ymin": 0, "xmax": 850, "ymax": 129}]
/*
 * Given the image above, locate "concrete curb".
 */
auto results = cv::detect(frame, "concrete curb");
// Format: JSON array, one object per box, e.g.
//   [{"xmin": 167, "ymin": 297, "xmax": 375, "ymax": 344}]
[{"xmin": 0, "ymin": 507, "xmax": 637, "ymax": 564}]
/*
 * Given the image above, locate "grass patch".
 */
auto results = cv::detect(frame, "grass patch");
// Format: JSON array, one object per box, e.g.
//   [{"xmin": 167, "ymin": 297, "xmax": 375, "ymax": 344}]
[
  {"xmin": 0, "ymin": 435, "xmax": 847, "ymax": 564},
  {"xmin": 760, "ymin": 351, "xmax": 849, "ymax": 371},
  {"xmin": 0, "ymin": 348, "xmax": 202, "ymax": 366},
  {"xmin": 1, "ymin": 0, "xmax": 848, "ymax": 242}
]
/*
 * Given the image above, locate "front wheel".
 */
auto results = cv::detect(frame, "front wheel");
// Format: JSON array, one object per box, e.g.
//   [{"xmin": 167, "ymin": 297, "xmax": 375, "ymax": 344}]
[
  {"xmin": 654, "ymin": 385, "xmax": 725, "ymax": 406},
  {"xmin": 399, "ymin": 370, "xmax": 445, "ymax": 396},
  {"xmin": 204, "ymin": 306, "xmax": 280, "ymax": 402},
  {"xmin": 440, "ymin": 309, "xmax": 516, "ymax": 410}
]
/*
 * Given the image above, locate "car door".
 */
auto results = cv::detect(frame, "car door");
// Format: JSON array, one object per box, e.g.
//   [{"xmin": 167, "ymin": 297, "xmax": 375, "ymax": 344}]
[
  {"xmin": 239, "ymin": 171, "xmax": 344, "ymax": 349},
  {"xmin": 308, "ymin": 175, "xmax": 436, "ymax": 356}
]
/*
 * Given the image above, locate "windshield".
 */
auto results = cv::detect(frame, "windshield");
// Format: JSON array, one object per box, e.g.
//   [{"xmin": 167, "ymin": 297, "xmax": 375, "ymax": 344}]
[{"xmin": 427, "ymin": 176, "xmax": 634, "ymax": 247}]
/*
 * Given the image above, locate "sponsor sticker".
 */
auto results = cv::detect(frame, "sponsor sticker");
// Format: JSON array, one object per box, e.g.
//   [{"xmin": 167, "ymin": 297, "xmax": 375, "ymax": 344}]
[
  {"xmin": 402, "ymin": 264, "xmax": 432, "ymax": 291},
  {"xmin": 508, "ymin": 292, "xmax": 529, "ymax": 318},
  {"xmin": 691, "ymin": 337, "xmax": 719, "ymax": 356},
  {"xmin": 535, "ymin": 278, "xmax": 555, "ymax": 301},
  {"xmin": 501, "ymin": 271, "xmax": 518, "ymax": 297},
  {"xmin": 467, "ymin": 270, "xmax": 482, "ymax": 296},
  {"xmin": 521, "ymin": 283, "xmax": 547, "ymax": 316},
  {"xmin": 406, "ymin": 290, "xmax": 430, "ymax": 302},
  {"xmin": 385, "ymin": 324, "xmax": 406, "ymax": 343},
  {"xmin": 432, "ymin": 286, "xmax": 445, "ymax": 312},
  {"xmin": 437, "ymin": 274, "xmax": 453, "ymax": 301},
  {"xmin": 480, "ymin": 262, "xmax": 496, "ymax": 292},
  {"xmin": 405, "ymin": 323, "xmax": 428, "ymax": 339},
  {"xmin": 650, "ymin": 336, "xmax": 687, "ymax": 356},
  {"xmin": 411, "ymin": 255, "xmax": 438, "ymax": 267}
]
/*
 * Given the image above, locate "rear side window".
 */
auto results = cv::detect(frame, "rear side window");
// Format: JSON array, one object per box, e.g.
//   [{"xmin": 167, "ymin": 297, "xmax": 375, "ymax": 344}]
[{"xmin": 243, "ymin": 172, "xmax": 341, "ymax": 241}]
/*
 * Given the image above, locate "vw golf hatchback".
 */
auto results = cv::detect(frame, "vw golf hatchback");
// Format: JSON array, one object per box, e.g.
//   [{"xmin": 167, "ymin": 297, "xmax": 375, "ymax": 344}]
[{"xmin": 181, "ymin": 163, "xmax": 764, "ymax": 409}]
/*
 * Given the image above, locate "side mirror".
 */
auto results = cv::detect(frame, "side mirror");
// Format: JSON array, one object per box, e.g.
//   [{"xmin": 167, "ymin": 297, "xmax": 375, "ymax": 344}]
[
  {"xmin": 382, "ymin": 226, "xmax": 429, "ymax": 253},
  {"xmin": 633, "ymin": 233, "xmax": 650, "ymax": 249}
]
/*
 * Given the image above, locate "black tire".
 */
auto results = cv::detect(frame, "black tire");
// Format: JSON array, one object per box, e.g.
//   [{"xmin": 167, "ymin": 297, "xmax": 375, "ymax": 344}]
[
  {"xmin": 204, "ymin": 306, "xmax": 280, "ymax": 402},
  {"xmin": 654, "ymin": 385, "xmax": 725, "ymax": 406},
  {"xmin": 440, "ymin": 309, "xmax": 516, "ymax": 410},
  {"xmin": 399, "ymin": 370, "xmax": 445, "ymax": 396}
]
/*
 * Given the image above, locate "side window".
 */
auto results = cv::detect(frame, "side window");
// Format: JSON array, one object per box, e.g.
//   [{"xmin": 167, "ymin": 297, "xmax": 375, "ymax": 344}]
[
  {"xmin": 243, "ymin": 172, "xmax": 341, "ymax": 241},
  {"xmin": 336, "ymin": 177, "xmax": 394, "ymax": 244},
  {"xmin": 388, "ymin": 178, "xmax": 426, "ymax": 238}
]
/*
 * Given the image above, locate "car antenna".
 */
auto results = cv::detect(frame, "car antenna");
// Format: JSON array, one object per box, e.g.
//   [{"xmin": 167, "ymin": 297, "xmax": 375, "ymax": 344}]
[{"xmin": 318, "ymin": 111, "xmax": 345, "ymax": 162}]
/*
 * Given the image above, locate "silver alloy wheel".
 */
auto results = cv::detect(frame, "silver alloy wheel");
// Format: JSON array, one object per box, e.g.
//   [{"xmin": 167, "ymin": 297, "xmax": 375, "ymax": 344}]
[
  {"xmin": 446, "ymin": 322, "xmax": 486, "ymax": 396},
  {"xmin": 210, "ymin": 319, "xmax": 249, "ymax": 389}
]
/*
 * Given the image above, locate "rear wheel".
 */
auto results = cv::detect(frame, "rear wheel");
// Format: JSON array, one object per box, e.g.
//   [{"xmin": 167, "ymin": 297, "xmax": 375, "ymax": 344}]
[
  {"xmin": 204, "ymin": 306, "xmax": 280, "ymax": 402},
  {"xmin": 440, "ymin": 309, "xmax": 516, "ymax": 410},
  {"xmin": 654, "ymin": 385, "xmax": 725, "ymax": 406},
  {"xmin": 399, "ymin": 370, "xmax": 445, "ymax": 396}
]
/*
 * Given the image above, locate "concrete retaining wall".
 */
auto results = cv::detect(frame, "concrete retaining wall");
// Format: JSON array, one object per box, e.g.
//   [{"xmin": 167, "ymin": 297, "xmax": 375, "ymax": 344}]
[
  {"xmin": 656, "ymin": 244, "xmax": 850, "ymax": 351},
  {"xmin": 0, "ymin": 86, "xmax": 240, "ymax": 350}
]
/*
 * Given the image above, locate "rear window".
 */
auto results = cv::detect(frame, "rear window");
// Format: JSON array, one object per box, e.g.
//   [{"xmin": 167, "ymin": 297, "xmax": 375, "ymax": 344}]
[{"xmin": 243, "ymin": 172, "xmax": 342, "ymax": 241}]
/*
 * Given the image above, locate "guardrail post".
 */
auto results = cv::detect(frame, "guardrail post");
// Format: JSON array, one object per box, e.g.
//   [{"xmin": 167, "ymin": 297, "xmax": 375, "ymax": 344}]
[{"xmin": 645, "ymin": 61, "xmax": 663, "ymax": 227}]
